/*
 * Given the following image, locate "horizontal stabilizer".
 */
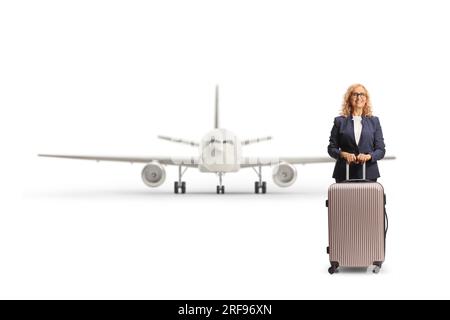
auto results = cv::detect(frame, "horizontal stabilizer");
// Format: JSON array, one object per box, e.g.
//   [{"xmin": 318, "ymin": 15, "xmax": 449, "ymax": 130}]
[
  {"xmin": 241, "ymin": 136, "xmax": 272, "ymax": 145},
  {"xmin": 157, "ymin": 135, "xmax": 199, "ymax": 147}
]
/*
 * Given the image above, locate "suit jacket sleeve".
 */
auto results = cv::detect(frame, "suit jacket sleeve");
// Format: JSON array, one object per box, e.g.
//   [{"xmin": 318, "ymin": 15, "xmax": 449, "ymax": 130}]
[
  {"xmin": 327, "ymin": 117, "xmax": 341, "ymax": 160},
  {"xmin": 370, "ymin": 117, "xmax": 386, "ymax": 162}
]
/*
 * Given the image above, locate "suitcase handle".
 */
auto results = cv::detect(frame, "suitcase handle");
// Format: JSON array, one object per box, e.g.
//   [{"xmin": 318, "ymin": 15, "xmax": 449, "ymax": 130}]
[{"xmin": 345, "ymin": 161, "xmax": 366, "ymax": 181}]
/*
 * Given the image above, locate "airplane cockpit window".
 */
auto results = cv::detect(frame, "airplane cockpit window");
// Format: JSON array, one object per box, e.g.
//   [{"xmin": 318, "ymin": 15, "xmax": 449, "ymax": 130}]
[
  {"xmin": 203, "ymin": 137, "xmax": 235, "ymax": 147},
  {"xmin": 206, "ymin": 138, "xmax": 224, "ymax": 145}
]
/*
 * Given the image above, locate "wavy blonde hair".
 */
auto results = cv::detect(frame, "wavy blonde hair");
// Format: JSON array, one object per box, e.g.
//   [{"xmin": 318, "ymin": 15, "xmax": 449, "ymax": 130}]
[{"xmin": 340, "ymin": 83, "xmax": 373, "ymax": 117}]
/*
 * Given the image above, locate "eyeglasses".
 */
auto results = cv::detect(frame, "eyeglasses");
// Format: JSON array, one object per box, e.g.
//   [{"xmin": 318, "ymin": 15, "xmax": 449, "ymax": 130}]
[{"xmin": 351, "ymin": 92, "xmax": 366, "ymax": 98}]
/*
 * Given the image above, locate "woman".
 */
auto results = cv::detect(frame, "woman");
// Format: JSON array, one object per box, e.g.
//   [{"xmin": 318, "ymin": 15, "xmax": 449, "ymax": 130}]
[{"xmin": 328, "ymin": 84, "xmax": 385, "ymax": 182}]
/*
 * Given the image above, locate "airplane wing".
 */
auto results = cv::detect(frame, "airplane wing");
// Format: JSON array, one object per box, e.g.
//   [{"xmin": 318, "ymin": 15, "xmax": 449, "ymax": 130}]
[
  {"xmin": 38, "ymin": 154, "xmax": 199, "ymax": 167},
  {"xmin": 240, "ymin": 156, "xmax": 396, "ymax": 168}
]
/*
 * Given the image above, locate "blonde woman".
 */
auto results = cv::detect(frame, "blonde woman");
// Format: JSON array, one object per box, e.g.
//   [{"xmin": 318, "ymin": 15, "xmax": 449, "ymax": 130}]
[{"xmin": 328, "ymin": 84, "xmax": 385, "ymax": 182}]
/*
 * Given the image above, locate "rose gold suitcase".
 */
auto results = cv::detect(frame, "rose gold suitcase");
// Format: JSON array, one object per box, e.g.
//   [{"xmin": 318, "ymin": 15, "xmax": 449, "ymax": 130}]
[{"xmin": 326, "ymin": 163, "xmax": 388, "ymax": 274}]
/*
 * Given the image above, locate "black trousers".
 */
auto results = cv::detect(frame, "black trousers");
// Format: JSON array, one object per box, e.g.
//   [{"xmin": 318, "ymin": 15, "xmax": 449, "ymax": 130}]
[{"xmin": 335, "ymin": 178, "xmax": 377, "ymax": 183}]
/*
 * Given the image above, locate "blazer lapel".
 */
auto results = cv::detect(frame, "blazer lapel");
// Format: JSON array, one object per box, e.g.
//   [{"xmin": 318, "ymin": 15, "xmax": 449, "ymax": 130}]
[
  {"xmin": 357, "ymin": 116, "xmax": 367, "ymax": 148},
  {"xmin": 348, "ymin": 115, "xmax": 358, "ymax": 148}
]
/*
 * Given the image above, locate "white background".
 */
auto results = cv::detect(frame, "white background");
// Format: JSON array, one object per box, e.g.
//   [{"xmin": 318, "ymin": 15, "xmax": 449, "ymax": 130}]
[{"xmin": 1, "ymin": 0, "xmax": 449, "ymax": 299}]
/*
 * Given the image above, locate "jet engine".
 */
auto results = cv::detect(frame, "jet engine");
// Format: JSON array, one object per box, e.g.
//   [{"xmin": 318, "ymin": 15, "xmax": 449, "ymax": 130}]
[
  {"xmin": 141, "ymin": 161, "xmax": 166, "ymax": 187},
  {"xmin": 272, "ymin": 162, "xmax": 297, "ymax": 187}
]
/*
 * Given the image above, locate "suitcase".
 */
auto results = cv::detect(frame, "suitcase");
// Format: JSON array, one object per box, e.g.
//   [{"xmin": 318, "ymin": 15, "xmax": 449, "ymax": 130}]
[{"xmin": 326, "ymin": 162, "xmax": 388, "ymax": 274}]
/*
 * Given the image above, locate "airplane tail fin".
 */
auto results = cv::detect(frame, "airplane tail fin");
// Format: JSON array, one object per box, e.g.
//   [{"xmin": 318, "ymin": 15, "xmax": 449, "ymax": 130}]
[
  {"xmin": 157, "ymin": 135, "xmax": 199, "ymax": 147},
  {"xmin": 241, "ymin": 136, "xmax": 273, "ymax": 145},
  {"xmin": 214, "ymin": 85, "xmax": 219, "ymax": 129}
]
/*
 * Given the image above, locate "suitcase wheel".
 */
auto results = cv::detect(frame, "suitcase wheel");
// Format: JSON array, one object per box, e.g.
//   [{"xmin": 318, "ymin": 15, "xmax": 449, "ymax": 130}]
[
  {"xmin": 328, "ymin": 262, "xmax": 339, "ymax": 275},
  {"xmin": 373, "ymin": 261, "xmax": 383, "ymax": 274}
]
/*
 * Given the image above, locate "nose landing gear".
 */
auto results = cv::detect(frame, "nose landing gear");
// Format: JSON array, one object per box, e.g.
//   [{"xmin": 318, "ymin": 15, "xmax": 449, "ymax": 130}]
[{"xmin": 216, "ymin": 172, "xmax": 225, "ymax": 194}]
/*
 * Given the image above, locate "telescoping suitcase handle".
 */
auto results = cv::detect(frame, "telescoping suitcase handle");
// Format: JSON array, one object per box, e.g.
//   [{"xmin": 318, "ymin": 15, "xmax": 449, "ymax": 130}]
[{"xmin": 345, "ymin": 161, "xmax": 367, "ymax": 181}]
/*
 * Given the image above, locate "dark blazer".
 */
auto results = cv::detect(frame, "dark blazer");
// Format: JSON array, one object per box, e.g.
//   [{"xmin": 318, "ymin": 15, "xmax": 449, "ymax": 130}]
[{"xmin": 328, "ymin": 115, "xmax": 385, "ymax": 181}]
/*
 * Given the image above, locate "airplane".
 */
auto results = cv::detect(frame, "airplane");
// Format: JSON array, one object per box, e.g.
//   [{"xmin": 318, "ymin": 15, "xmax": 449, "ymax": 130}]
[{"xmin": 39, "ymin": 86, "xmax": 395, "ymax": 194}]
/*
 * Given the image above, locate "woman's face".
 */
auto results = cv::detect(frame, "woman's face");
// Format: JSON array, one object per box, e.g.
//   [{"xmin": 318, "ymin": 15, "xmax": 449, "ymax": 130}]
[{"xmin": 350, "ymin": 86, "xmax": 367, "ymax": 110}]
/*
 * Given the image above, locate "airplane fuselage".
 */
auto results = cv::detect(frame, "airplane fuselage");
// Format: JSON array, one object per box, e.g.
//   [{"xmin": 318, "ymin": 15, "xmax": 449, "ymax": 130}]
[{"xmin": 199, "ymin": 129, "xmax": 241, "ymax": 173}]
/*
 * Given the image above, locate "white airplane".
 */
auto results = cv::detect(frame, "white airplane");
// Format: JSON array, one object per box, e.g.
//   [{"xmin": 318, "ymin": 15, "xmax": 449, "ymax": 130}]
[{"xmin": 39, "ymin": 86, "xmax": 395, "ymax": 194}]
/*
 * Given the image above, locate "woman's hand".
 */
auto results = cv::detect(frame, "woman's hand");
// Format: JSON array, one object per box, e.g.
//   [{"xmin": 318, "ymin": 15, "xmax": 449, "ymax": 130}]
[
  {"xmin": 356, "ymin": 153, "xmax": 372, "ymax": 163},
  {"xmin": 340, "ymin": 151, "xmax": 357, "ymax": 164}
]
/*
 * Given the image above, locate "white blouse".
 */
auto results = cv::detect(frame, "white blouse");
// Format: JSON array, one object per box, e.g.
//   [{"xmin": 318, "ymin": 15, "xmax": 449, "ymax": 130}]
[{"xmin": 353, "ymin": 116, "xmax": 362, "ymax": 145}]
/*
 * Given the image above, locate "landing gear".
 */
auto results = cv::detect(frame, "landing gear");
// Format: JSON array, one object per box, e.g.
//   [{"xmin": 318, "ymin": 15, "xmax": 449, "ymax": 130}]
[
  {"xmin": 328, "ymin": 262, "xmax": 339, "ymax": 275},
  {"xmin": 253, "ymin": 166, "xmax": 267, "ymax": 194},
  {"xmin": 174, "ymin": 181, "xmax": 186, "ymax": 194},
  {"xmin": 216, "ymin": 185, "xmax": 225, "ymax": 194},
  {"xmin": 254, "ymin": 181, "xmax": 267, "ymax": 193},
  {"xmin": 216, "ymin": 172, "xmax": 225, "ymax": 194},
  {"xmin": 174, "ymin": 165, "xmax": 187, "ymax": 194}
]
